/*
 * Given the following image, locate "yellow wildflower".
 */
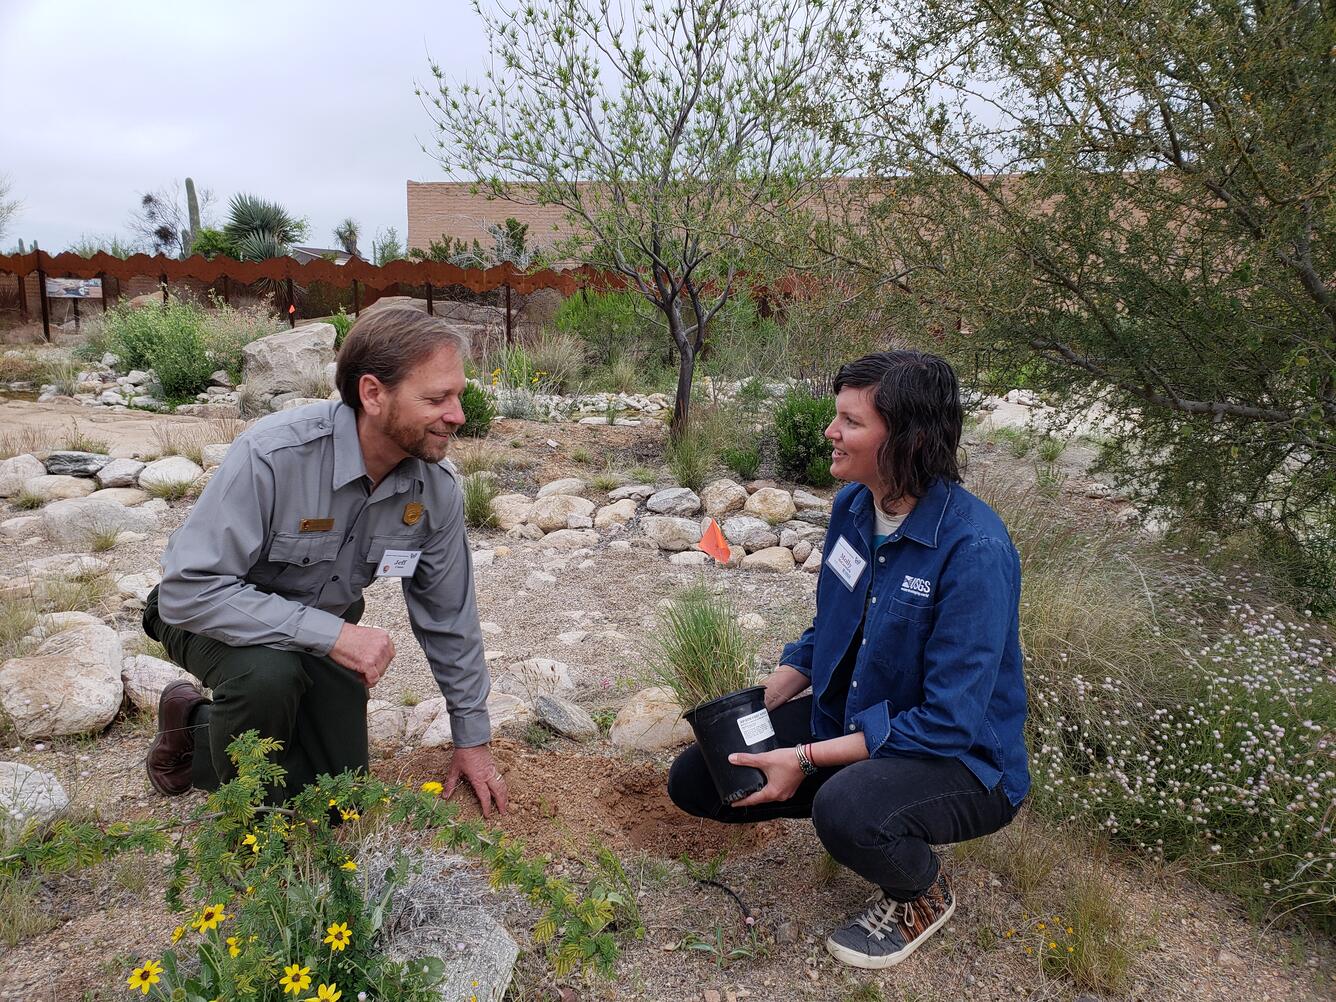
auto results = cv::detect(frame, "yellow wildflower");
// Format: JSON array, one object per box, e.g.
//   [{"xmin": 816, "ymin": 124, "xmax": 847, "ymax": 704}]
[
  {"xmin": 1049, "ymin": 941, "xmax": 1058, "ymax": 950},
  {"xmin": 1003, "ymin": 928, "xmax": 1014, "ymax": 938},
  {"xmin": 1036, "ymin": 922, "xmax": 1046, "ymax": 931},
  {"xmin": 242, "ymin": 833, "xmax": 259, "ymax": 853},
  {"xmin": 341, "ymin": 860, "xmax": 357, "ymax": 872},
  {"xmin": 303, "ymin": 985, "xmax": 342, "ymax": 1002},
  {"xmin": 420, "ymin": 781, "xmax": 444, "ymax": 796},
  {"xmin": 127, "ymin": 959, "xmax": 162, "ymax": 995},
  {"xmin": 226, "ymin": 936, "xmax": 241, "ymax": 957},
  {"xmin": 280, "ymin": 963, "xmax": 313, "ymax": 996},
  {"xmin": 170, "ymin": 925, "xmax": 185, "ymax": 943},
  {"xmin": 328, "ymin": 798, "xmax": 338, "ymax": 807},
  {"xmin": 324, "ymin": 921, "xmax": 352, "ymax": 952},
  {"xmin": 192, "ymin": 903, "xmax": 228, "ymax": 932},
  {"xmin": 1067, "ymin": 945, "xmax": 1075, "ymax": 953},
  {"xmin": 1066, "ymin": 926, "xmax": 1074, "ymax": 934},
  {"xmin": 339, "ymin": 807, "xmax": 359, "ymax": 821}
]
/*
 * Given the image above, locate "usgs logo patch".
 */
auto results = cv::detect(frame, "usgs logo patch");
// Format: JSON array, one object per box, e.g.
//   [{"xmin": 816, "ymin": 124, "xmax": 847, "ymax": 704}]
[{"xmin": 900, "ymin": 575, "xmax": 932, "ymax": 598}]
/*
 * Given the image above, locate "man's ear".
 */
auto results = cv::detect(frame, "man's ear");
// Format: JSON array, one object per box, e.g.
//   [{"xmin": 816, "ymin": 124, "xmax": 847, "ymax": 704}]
[{"xmin": 359, "ymin": 373, "xmax": 389, "ymax": 416}]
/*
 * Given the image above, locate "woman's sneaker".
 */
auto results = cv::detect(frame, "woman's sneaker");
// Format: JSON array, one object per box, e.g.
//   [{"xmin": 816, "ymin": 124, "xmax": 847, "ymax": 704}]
[{"xmin": 825, "ymin": 872, "xmax": 956, "ymax": 969}]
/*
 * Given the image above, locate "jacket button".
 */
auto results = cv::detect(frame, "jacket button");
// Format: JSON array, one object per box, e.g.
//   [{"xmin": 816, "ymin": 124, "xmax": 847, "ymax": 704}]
[
  {"xmin": 849, "ymin": 724, "xmax": 856, "ymax": 732},
  {"xmin": 852, "ymin": 680, "xmax": 858, "ymax": 688},
  {"xmin": 861, "ymin": 638, "xmax": 867, "ymax": 645},
  {"xmin": 878, "ymin": 556, "xmax": 885, "ymax": 563},
  {"xmin": 871, "ymin": 596, "xmax": 877, "ymax": 604}
]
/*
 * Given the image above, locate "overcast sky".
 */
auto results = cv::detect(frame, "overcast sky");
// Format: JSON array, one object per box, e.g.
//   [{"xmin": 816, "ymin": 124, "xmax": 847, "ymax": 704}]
[{"xmin": 0, "ymin": 0, "xmax": 488, "ymax": 254}]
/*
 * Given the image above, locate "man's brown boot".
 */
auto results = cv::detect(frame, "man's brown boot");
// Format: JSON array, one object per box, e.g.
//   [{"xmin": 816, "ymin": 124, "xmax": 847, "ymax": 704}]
[{"xmin": 146, "ymin": 679, "xmax": 207, "ymax": 796}]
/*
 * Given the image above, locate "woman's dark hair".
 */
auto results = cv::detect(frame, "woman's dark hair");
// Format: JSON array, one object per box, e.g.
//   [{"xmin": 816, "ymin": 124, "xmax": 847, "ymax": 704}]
[{"xmin": 833, "ymin": 350, "xmax": 963, "ymax": 509}]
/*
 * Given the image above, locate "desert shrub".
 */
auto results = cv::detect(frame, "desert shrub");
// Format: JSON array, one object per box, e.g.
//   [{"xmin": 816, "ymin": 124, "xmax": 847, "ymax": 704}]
[
  {"xmin": 554, "ymin": 290, "xmax": 654, "ymax": 366},
  {"xmin": 772, "ymin": 388, "xmax": 836, "ymax": 487},
  {"xmin": 720, "ymin": 443, "xmax": 761, "ymax": 481},
  {"xmin": 647, "ymin": 585, "xmax": 758, "ymax": 710},
  {"xmin": 103, "ymin": 300, "xmax": 212, "ymax": 399},
  {"xmin": 458, "ymin": 381, "xmax": 495, "ymax": 437},
  {"xmin": 330, "ymin": 306, "xmax": 354, "ymax": 349},
  {"xmin": 699, "ymin": 291, "xmax": 785, "ymax": 381},
  {"xmin": 984, "ymin": 480, "xmax": 1336, "ymax": 929},
  {"xmin": 461, "ymin": 472, "xmax": 499, "ymax": 528},
  {"xmin": 0, "ymin": 351, "xmax": 50, "ymax": 385},
  {"xmin": 3, "ymin": 733, "xmax": 620, "ymax": 999},
  {"xmin": 528, "ymin": 329, "xmax": 584, "ymax": 393},
  {"xmin": 202, "ymin": 296, "xmax": 278, "ymax": 381}
]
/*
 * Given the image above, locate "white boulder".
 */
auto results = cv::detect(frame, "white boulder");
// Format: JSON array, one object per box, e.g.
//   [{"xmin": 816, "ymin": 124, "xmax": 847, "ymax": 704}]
[
  {"xmin": 640, "ymin": 516, "xmax": 702, "ymax": 552},
  {"xmin": 0, "ymin": 762, "xmax": 68, "ymax": 844},
  {"xmin": 40, "ymin": 497, "xmax": 159, "ymax": 547},
  {"xmin": 94, "ymin": 457, "xmax": 146, "ymax": 488},
  {"xmin": 0, "ymin": 625, "xmax": 124, "ymax": 739},
  {"xmin": 527, "ymin": 495, "xmax": 595, "ymax": 532},
  {"xmin": 609, "ymin": 687, "xmax": 693, "ymax": 751},
  {"xmin": 700, "ymin": 479, "xmax": 749, "ymax": 519},
  {"xmin": 741, "ymin": 546, "xmax": 796, "ymax": 573},
  {"xmin": 537, "ymin": 477, "xmax": 588, "ymax": 498},
  {"xmin": 22, "ymin": 475, "xmax": 97, "ymax": 501},
  {"xmin": 744, "ymin": 487, "xmax": 797, "ymax": 525},
  {"xmin": 138, "ymin": 457, "xmax": 204, "ymax": 491},
  {"xmin": 241, "ymin": 323, "xmax": 336, "ymax": 395},
  {"xmin": 0, "ymin": 455, "xmax": 45, "ymax": 498}
]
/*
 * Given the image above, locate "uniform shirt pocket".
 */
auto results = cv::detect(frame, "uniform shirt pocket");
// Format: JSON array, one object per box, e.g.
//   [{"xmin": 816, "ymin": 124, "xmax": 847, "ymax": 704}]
[{"xmin": 250, "ymin": 531, "xmax": 341, "ymax": 595}]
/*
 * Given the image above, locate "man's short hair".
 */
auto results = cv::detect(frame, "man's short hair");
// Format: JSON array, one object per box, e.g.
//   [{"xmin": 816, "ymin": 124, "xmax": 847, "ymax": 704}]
[
  {"xmin": 335, "ymin": 306, "xmax": 471, "ymax": 412},
  {"xmin": 833, "ymin": 350, "xmax": 964, "ymax": 507}
]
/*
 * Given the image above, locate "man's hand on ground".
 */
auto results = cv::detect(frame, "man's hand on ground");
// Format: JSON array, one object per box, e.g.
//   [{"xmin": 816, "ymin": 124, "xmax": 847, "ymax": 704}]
[
  {"xmin": 444, "ymin": 743, "xmax": 509, "ymax": 819},
  {"xmin": 329, "ymin": 623, "xmax": 395, "ymax": 686}
]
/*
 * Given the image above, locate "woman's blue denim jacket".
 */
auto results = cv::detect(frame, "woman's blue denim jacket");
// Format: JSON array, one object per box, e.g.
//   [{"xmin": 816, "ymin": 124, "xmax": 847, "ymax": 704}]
[{"xmin": 781, "ymin": 478, "xmax": 1030, "ymax": 806}]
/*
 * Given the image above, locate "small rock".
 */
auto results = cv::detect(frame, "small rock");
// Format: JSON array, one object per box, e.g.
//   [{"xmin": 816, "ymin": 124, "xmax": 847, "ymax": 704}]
[
  {"xmin": 116, "ymin": 570, "xmax": 161, "ymax": 603},
  {"xmin": 43, "ymin": 451, "xmax": 112, "ymax": 477},
  {"xmin": 508, "ymin": 523, "xmax": 545, "ymax": 541},
  {"xmin": 491, "ymin": 494, "xmax": 533, "ymax": 531},
  {"xmin": 542, "ymin": 528, "xmax": 600, "ymax": 550},
  {"xmin": 94, "ymin": 457, "xmax": 146, "ymax": 488},
  {"xmin": 646, "ymin": 487, "xmax": 702, "ymax": 517},
  {"xmin": 744, "ymin": 487, "xmax": 796, "ymax": 525},
  {"xmin": 610, "ymin": 687, "xmax": 693, "ymax": 751},
  {"xmin": 722, "ymin": 515, "xmax": 779, "ymax": 553},
  {"xmin": 742, "ymin": 546, "xmax": 796, "ymax": 573},
  {"xmin": 594, "ymin": 498, "xmax": 639, "ymax": 528},
  {"xmin": 792, "ymin": 539, "xmax": 813, "ymax": 563},
  {"xmin": 527, "ymin": 494, "xmax": 596, "ymax": 532},
  {"xmin": 700, "ymin": 478, "xmax": 749, "ymax": 519},
  {"xmin": 208, "ymin": 369, "xmax": 235, "ymax": 388},
  {"xmin": 493, "ymin": 658, "xmax": 574, "ymax": 699},
  {"xmin": 121, "ymin": 654, "xmax": 191, "ymax": 712},
  {"xmin": 669, "ymin": 551, "xmax": 708, "ymax": 565},
  {"xmin": 0, "ymin": 625, "xmax": 123, "ymax": 739},
  {"xmin": 640, "ymin": 515, "xmax": 702, "ymax": 552},
  {"xmin": 525, "ymin": 571, "xmax": 557, "ymax": 589},
  {"xmin": 537, "ymin": 477, "xmax": 588, "ymax": 498},
  {"xmin": 200, "ymin": 443, "xmax": 231, "ymax": 469},
  {"xmin": 0, "ymin": 762, "xmax": 69, "ymax": 844},
  {"xmin": 565, "ymin": 513, "xmax": 594, "ymax": 529},
  {"xmin": 0, "ymin": 515, "xmax": 42, "ymax": 541},
  {"xmin": 533, "ymin": 694, "xmax": 598, "ymax": 740},
  {"xmin": 791, "ymin": 489, "xmax": 830, "ymax": 512},
  {"xmin": 472, "ymin": 549, "xmax": 495, "ymax": 568},
  {"xmin": 22, "ymin": 474, "xmax": 97, "ymax": 501},
  {"xmin": 87, "ymin": 487, "xmax": 150, "ymax": 506},
  {"xmin": 736, "ymin": 613, "xmax": 766, "ymax": 630},
  {"xmin": 138, "ymin": 456, "xmax": 204, "ymax": 490},
  {"xmin": 745, "ymin": 479, "xmax": 778, "ymax": 493},
  {"xmin": 802, "ymin": 549, "xmax": 822, "ymax": 573},
  {"xmin": 366, "ymin": 699, "xmax": 408, "ymax": 752},
  {"xmin": 0, "ymin": 454, "xmax": 46, "ymax": 498},
  {"xmin": 608, "ymin": 483, "xmax": 655, "ymax": 502},
  {"xmin": 774, "ymin": 921, "xmax": 799, "ymax": 945}
]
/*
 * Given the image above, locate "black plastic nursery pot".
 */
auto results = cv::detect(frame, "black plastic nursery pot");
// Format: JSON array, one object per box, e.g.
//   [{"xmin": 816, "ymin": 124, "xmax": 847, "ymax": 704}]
[{"xmin": 682, "ymin": 685, "xmax": 778, "ymax": 804}]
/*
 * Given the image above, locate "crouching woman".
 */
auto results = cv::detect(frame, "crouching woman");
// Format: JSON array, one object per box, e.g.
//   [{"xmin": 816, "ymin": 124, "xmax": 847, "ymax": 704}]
[{"xmin": 668, "ymin": 350, "xmax": 1030, "ymax": 970}]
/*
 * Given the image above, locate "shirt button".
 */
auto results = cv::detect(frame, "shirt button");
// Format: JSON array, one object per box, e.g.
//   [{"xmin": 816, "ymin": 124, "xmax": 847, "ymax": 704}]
[
  {"xmin": 331, "ymin": 575, "xmax": 340, "ymax": 582},
  {"xmin": 871, "ymin": 596, "xmax": 877, "ymax": 604},
  {"xmin": 849, "ymin": 723, "xmax": 856, "ymax": 732},
  {"xmin": 302, "ymin": 557, "xmax": 310, "ymax": 565},
  {"xmin": 879, "ymin": 556, "xmax": 885, "ymax": 564},
  {"xmin": 852, "ymin": 680, "xmax": 858, "ymax": 688}
]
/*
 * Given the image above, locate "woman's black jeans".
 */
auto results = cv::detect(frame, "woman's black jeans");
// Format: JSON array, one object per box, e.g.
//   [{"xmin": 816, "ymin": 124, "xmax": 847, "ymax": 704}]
[{"xmin": 668, "ymin": 697, "xmax": 1020, "ymax": 902}]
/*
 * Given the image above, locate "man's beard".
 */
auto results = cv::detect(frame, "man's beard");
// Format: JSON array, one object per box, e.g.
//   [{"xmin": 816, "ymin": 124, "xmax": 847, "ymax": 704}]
[{"xmin": 385, "ymin": 401, "xmax": 455, "ymax": 463}]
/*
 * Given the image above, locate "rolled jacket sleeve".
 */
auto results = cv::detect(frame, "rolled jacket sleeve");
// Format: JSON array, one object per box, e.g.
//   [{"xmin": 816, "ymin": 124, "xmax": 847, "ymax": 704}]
[
  {"xmin": 156, "ymin": 443, "xmax": 346, "ymax": 654},
  {"xmin": 853, "ymin": 538, "xmax": 1016, "ymax": 759},
  {"xmin": 404, "ymin": 481, "xmax": 491, "ymax": 747}
]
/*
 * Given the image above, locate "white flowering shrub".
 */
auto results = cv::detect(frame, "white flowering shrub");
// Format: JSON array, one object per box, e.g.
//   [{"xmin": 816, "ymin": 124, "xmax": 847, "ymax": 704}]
[{"xmin": 987, "ymin": 483, "xmax": 1336, "ymax": 928}]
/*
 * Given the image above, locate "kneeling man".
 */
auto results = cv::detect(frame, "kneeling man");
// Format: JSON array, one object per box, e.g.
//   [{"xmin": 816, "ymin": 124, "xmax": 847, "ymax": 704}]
[{"xmin": 143, "ymin": 306, "xmax": 506, "ymax": 815}]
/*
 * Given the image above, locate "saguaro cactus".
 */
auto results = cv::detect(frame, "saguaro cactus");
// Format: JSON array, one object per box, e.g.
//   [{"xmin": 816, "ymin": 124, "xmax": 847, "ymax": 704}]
[{"xmin": 185, "ymin": 177, "xmax": 201, "ymax": 254}]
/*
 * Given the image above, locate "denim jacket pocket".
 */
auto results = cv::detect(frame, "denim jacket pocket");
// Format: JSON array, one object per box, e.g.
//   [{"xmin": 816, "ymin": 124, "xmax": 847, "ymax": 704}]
[{"xmin": 886, "ymin": 596, "xmax": 932, "ymax": 623}]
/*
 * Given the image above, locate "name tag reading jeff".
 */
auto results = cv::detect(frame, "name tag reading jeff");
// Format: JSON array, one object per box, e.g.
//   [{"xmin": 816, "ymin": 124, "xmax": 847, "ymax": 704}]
[
  {"xmin": 375, "ymin": 549, "xmax": 423, "ymax": 578},
  {"xmin": 827, "ymin": 535, "xmax": 867, "ymax": 591}
]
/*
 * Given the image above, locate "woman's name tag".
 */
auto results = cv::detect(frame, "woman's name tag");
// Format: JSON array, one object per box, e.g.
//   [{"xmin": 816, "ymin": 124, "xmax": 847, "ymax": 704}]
[{"xmin": 827, "ymin": 535, "xmax": 866, "ymax": 591}]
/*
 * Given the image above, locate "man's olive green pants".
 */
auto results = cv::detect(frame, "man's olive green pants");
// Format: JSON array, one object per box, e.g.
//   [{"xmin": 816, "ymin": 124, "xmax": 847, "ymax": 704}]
[{"xmin": 143, "ymin": 586, "xmax": 368, "ymax": 800}]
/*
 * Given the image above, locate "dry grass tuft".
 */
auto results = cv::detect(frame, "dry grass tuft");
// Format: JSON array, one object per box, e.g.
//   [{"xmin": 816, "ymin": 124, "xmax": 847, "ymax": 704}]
[{"xmin": 0, "ymin": 426, "xmax": 45, "ymax": 460}]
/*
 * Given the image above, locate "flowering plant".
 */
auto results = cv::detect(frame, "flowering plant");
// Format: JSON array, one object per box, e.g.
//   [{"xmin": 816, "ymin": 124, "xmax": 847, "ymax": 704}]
[{"xmin": 4, "ymin": 732, "xmax": 619, "ymax": 998}]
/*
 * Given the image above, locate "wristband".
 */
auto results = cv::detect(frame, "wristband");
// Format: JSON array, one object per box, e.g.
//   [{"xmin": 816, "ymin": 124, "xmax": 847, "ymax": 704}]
[{"xmin": 794, "ymin": 742, "xmax": 817, "ymax": 777}]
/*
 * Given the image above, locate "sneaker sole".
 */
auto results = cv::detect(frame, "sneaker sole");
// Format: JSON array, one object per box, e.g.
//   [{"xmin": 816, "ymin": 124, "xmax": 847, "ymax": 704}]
[{"xmin": 825, "ymin": 895, "xmax": 957, "ymax": 970}]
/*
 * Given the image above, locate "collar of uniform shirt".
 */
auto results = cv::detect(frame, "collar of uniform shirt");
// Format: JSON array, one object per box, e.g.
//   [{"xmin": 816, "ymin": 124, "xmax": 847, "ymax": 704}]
[{"xmin": 331, "ymin": 401, "xmax": 430, "ymax": 490}]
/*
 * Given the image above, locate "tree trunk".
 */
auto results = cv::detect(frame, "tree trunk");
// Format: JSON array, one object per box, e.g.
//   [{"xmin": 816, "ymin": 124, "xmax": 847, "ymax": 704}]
[{"xmin": 671, "ymin": 342, "xmax": 696, "ymax": 440}]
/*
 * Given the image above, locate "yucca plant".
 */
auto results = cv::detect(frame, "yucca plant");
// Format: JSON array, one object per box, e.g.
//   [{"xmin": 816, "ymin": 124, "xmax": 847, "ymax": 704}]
[{"xmin": 647, "ymin": 585, "xmax": 758, "ymax": 710}]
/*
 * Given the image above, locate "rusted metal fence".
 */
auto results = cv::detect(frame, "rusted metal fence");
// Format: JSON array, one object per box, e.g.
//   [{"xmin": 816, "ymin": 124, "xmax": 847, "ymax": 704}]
[{"xmin": 0, "ymin": 250, "xmax": 626, "ymax": 340}]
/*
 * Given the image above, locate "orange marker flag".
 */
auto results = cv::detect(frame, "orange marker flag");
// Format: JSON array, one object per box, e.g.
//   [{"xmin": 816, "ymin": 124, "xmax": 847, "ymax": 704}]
[{"xmin": 697, "ymin": 517, "xmax": 732, "ymax": 564}]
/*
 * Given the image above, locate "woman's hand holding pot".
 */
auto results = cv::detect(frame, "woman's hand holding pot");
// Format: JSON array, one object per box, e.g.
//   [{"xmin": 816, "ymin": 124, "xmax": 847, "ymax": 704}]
[{"xmin": 727, "ymin": 748, "xmax": 805, "ymax": 807}]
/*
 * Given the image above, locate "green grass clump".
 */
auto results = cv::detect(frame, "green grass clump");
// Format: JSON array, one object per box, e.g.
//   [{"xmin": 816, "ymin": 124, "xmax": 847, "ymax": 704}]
[
  {"xmin": 142, "ymin": 479, "xmax": 198, "ymax": 502},
  {"xmin": 61, "ymin": 420, "xmax": 108, "ymax": 454},
  {"xmin": 665, "ymin": 429, "xmax": 711, "ymax": 493},
  {"xmin": 647, "ymin": 584, "xmax": 757, "ymax": 710},
  {"xmin": 459, "ymin": 381, "xmax": 496, "ymax": 438},
  {"xmin": 11, "ymin": 490, "xmax": 43, "ymax": 511},
  {"xmin": 462, "ymin": 472, "xmax": 499, "ymax": 529}
]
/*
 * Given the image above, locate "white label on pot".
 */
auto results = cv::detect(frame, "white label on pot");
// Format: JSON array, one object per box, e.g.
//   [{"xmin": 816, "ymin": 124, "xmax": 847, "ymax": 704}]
[{"xmin": 737, "ymin": 707, "xmax": 775, "ymax": 746}]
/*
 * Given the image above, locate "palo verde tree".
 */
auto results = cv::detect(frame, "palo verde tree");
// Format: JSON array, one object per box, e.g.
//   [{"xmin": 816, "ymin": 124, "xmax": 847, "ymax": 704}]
[
  {"xmin": 422, "ymin": 0, "xmax": 851, "ymax": 435},
  {"xmin": 816, "ymin": 0, "xmax": 1336, "ymax": 604}
]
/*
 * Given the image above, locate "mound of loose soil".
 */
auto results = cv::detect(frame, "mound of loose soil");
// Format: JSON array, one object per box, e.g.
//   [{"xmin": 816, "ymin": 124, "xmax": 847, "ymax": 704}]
[{"xmin": 379, "ymin": 739, "xmax": 780, "ymax": 862}]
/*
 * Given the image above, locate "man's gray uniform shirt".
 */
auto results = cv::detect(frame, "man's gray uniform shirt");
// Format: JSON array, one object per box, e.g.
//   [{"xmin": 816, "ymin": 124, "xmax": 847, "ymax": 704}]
[{"xmin": 157, "ymin": 400, "xmax": 490, "ymax": 746}]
